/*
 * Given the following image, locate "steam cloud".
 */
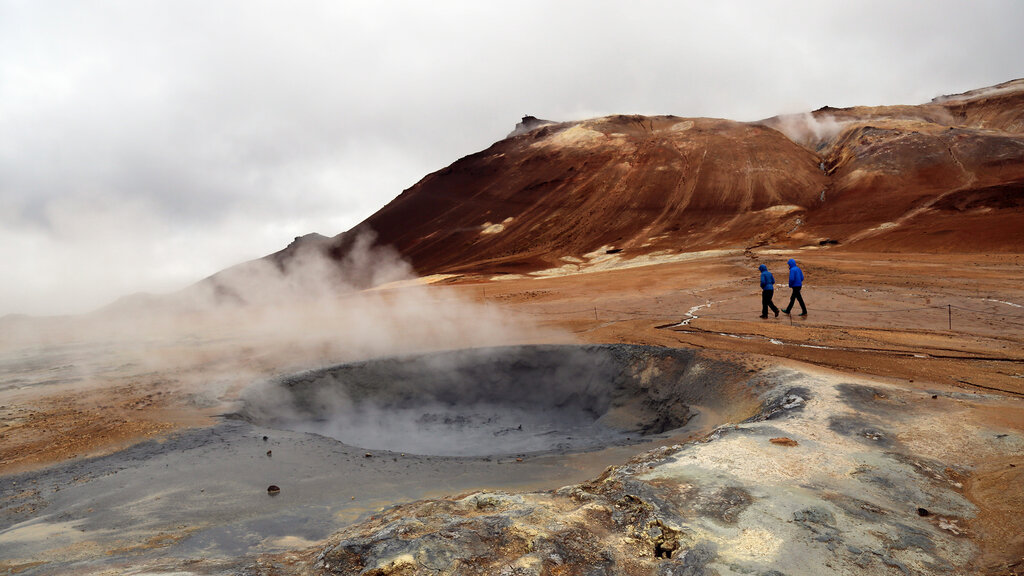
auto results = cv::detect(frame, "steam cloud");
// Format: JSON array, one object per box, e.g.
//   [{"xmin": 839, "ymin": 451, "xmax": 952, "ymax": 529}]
[
  {"xmin": 0, "ymin": 232, "xmax": 569, "ymax": 411},
  {"xmin": 192, "ymin": 231, "xmax": 415, "ymax": 307},
  {"xmin": 774, "ymin": 112, "xmax": 847, "ymax": 146}
]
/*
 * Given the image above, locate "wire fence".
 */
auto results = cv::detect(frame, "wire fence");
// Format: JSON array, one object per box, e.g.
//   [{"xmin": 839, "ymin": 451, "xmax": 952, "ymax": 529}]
[
  {"xmin": 515, "ymin": 300, "xmax": 1024, "ymax": 330},
  {"xmin": 503, "ymin": 294, "xmax": 1024, "ymax": 398}
]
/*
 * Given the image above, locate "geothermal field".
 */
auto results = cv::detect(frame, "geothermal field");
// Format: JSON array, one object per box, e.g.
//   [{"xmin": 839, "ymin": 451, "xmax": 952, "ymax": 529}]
[{"xmin": 2, "ymin": 80, "xmax": 1023, "ymax": 575}]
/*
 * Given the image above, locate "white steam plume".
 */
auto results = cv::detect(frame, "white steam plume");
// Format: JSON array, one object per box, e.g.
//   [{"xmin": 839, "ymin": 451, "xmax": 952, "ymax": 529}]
[
  {"xmin": 0, "ymin": 231, "xmax": 570, "ymax": 411},
  {"xmin": 774, "ymin": 112, "xmax": 847, "ymax": 146}
]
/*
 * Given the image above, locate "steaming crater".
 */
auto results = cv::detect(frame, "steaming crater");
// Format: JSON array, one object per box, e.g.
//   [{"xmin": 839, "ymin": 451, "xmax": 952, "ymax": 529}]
[{"xmin": 238, "ymin": 344, "xmax": 756, "ymax": 457}]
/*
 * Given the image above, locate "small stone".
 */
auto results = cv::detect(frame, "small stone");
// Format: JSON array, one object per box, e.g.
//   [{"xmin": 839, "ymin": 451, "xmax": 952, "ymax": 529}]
[
  {"xmin": 917, "ymin": 507, "xmax": 930, "ymax": 517},
  {"xmin": 364, "ymin": 452, "xmax": 373, "ymax": 458},
  {"xmin": 267, "ymin": 485, "xmax": 281, "ymax": 495},
  {"xmin": 266, "ymin": 450, "xmax": 272, "ymax": 457},
  {"xmin": 263, "ymin": 436, "xmax": 268, "ymax": 441},
  {"xmin": 931, "ymin": 394, "xmax": 937, "ymax": 399},
  {"xmin": 939, "ymin": 519, "xmax": 962, "ymax": 534},
  {"xmin": 770, "ymin": 437, "xmax": 799, "ymax": 447}
]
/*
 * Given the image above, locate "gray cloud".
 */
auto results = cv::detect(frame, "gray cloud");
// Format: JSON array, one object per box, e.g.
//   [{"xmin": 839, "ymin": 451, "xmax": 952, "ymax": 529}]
[{"xmin": 1, "ymin": 0, "xmax": 1021, "ymax": 315}]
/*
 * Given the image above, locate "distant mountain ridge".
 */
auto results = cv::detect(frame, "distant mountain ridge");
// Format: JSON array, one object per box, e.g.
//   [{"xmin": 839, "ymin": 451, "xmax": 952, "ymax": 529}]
[{"xmin": 213, "ymin": 79, "xmax": 1024, "ymax": 295}]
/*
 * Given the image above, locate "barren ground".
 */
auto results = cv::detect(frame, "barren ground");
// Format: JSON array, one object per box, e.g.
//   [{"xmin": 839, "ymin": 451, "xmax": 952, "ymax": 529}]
[{"xmin": 1, "ymin": 249, "xmax": 1022, "ymax": 574}]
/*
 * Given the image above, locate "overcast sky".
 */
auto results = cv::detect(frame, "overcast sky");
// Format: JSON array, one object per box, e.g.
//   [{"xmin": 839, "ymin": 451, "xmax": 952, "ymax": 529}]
[{"xmin": 1, "ymin": 1, "xmax": 1021, "ymax": 316}]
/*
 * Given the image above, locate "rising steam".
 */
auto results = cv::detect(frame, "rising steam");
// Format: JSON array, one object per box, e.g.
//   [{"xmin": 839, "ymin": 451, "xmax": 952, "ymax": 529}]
[
  {"xmin": 0, "ymin": 231, "xmax": 569, "ymax": 411},
  {"xmin": 774, "ymin": 112, "xmax": 847, "ymax": 146},
  {"xmin": 192, "ymin": 231, "xmax": 414, "ymax": 307}
]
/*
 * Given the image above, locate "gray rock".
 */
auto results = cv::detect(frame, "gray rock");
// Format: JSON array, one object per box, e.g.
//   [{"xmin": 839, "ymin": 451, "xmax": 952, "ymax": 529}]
[{"xmin": 657, "ymin": 541, "xmax": 717, "ymax": 576}]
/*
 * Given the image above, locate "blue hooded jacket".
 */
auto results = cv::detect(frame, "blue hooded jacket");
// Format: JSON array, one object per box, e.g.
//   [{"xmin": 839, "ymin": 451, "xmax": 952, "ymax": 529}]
[
  {"xmin": 759, "ymin": 264, "xmax": 775, "ymax": 291},
  {"xmin": 788, "ymin": 259, "xmax": 804, "ymax": 287}
]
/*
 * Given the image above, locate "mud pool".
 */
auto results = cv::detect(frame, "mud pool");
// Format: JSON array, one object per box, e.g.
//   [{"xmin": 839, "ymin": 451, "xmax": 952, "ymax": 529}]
[
  {"xmin": 239, "ymin": 345, "xmax": 756, "ymax": 457},
  {"xmin": 0, "ymin": 344, "xmax": 760, "ymax": 574}
]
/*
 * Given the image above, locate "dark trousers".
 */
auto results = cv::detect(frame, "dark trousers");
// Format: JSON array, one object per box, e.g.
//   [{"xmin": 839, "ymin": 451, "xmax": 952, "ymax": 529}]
[
  {"xmin": 761, "ymin": 290, "xmax": 779, "ymax": 317},
  {"xmin": 784, "ymin": 286, "xmax": 807, "ymax": 314}
]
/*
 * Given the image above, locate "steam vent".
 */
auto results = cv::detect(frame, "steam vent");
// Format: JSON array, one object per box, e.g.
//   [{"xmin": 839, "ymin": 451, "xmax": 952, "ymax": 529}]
[{"xmin": 239, "ymin": 345, "xmax": 759, "ymax": 457}]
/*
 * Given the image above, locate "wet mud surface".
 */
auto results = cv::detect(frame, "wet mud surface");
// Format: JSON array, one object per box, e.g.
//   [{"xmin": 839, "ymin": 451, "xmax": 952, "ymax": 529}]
[
  {"xmin": 240, "ymin": 345, "xmax": 753, "ymax": 457},
  {"xmin": 0, "ymin": 344, "xmax": 760, "ymax": 574},
  {"xmin": 0, "ymin": 420, "xmax": 614, "ymax": 569}
]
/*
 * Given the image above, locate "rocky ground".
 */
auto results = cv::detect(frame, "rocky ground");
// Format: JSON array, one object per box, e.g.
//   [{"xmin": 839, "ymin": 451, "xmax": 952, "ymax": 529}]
[
  {"xmin": 251, "ymin": 369, "xmax": 1012, "ymax": 576},
  {"xmin": 1, "ymin": 249, "xmax": 1022, "ymax": 575}
]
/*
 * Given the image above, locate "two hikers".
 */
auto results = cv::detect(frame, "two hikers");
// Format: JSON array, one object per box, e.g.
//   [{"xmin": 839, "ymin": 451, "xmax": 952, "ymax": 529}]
[{"xmin": 758, "ymin": 259, "xmax": 807, "ymax": 318}]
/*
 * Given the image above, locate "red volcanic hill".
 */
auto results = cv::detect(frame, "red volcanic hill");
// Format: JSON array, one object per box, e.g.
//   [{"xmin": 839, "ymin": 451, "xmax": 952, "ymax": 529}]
[{"xmin": 219, "ymin": 79, "xmax": 1024, "ymax": 292}]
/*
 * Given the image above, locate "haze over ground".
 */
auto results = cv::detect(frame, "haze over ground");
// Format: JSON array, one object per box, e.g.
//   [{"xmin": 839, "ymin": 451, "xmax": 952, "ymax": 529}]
[{"xmin": 2, "ymin": 0, "xmax": 1022, "ymax": 316}]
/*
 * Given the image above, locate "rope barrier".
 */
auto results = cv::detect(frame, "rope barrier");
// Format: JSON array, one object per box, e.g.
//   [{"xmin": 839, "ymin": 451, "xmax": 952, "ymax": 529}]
[
  {"xmin": 947, "ymin": 305, "xmax": 1024, "ymax": 328},
  {"xmin": 806, "ymin": 306, "xmax": 945, "ymax": 314},
  {"xmin": 511, "ymin": 300, "xmax": 1024, "ymax": 329},
  {"xmin": 950, "ymin": 304, "xmax": 1024, "ymax": 317},
  {"xmin": 596, "ymin": 307, "xmax": 676, "ymax": 317},
  {"xmin": 456, "ymin": 295, "xmax": 1024, "ymax": 323},
  {"xmin": 521, "ymin": 308, "xmax": 600, "ymax": 316}
]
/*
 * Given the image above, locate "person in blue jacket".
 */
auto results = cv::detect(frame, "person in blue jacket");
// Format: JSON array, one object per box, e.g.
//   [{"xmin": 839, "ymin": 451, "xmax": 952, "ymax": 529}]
[
  {"xmin": 782, "ymin": 258, "xmax": 808, "ymax": 316},
  {"xmin": 759, "ymin": 264, "xmax": 780, "ymax": 318}
]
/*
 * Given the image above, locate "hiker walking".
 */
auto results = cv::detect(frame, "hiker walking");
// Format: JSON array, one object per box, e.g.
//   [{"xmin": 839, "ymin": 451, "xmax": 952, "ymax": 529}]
[
  {"xmin": 759, "ymin": 264, "xmax": 780, "ymax": 319},
  {"xmin": 782, "ymin": 258, "xmax": 808, "ymax": 316}
]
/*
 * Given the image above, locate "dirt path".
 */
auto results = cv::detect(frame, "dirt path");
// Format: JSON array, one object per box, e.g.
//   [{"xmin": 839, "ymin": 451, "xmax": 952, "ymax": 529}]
[{"xmin": 457, "ymin": 251, "xmax": 1024, "ymax": 395}]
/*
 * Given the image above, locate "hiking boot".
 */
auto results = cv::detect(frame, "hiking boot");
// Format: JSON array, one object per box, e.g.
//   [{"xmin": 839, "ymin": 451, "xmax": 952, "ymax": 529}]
[
  {"xmin": 799, "ymin": 312, "xmax": 808, "ymax": 317},
  {"xmin": 782, "ymin": 309, "xmax": 791, "ymax": 315},
  {"xmin": 774, "ymin": 309, "xmax": 780, "ymax": 317},
  {"xmin": 759, "ymin": 315, "xmax": 768, "ymax": 319}
]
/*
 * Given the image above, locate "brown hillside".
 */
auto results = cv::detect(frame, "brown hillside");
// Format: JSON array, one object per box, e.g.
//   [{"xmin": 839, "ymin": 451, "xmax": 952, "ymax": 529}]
[
  {"xmin": 227, "ymin": 79, "xmax": 1024, "ymax": 287},
  {"xmin": 356, "ymin": 115, "xmax": 828, "ymax": 275}
]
